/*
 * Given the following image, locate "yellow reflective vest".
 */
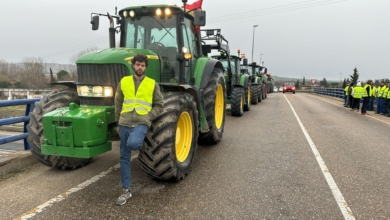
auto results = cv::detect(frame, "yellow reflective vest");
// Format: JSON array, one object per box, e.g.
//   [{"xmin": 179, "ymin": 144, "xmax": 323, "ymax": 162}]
[
  {"xmin": 384, "ymin": 87, "xmax": 390, "ymax": 99},
  {"xmin": 344, "ymin": 86, "xmax": 349, "ymax": 95},
  {"xmin": 371, "ymin": 86, "xmax": 376, "ymax": 97},
  {"xmin": 353, "ymin": 86, "xmax": 364, "ymax": 99},
  {"xmin": 120, "ymin": 76, "xmax": 155, "ymax": 115},
  {"xmin": 379, "ymin": 85, "xmax": 386, "ymax": 98},
  {"xmin": 362, "ymin": 84, "xmax": 370, "ymax": 97}
]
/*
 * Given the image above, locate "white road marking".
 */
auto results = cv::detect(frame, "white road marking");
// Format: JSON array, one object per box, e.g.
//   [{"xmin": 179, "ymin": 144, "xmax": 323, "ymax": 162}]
[
  {"xmin": 17, "ymin": 154, "xmax": 138, "ymax": 220},
  {"xmin": 283, "ymin": 94, "xmax": 355, "ymax": 220}
]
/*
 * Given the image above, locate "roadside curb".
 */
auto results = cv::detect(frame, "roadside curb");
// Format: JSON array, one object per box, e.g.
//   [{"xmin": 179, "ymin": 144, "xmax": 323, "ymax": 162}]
[{"xmin": 0, "ymin": 150, "xmax": 39, "ymax": 177}]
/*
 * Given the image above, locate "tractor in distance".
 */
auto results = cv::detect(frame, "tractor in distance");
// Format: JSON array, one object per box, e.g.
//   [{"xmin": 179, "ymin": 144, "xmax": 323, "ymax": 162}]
[
  {"xmin": 239, "ymin": 57, "xmax": 261, "ymax": 106},
  {"xmin": 27, "ymin": 1, "xmax": 227, "ymax": 181},
  {"xmin": 203, "ymin": 30, "xmax": 251, "ymax": 116}
]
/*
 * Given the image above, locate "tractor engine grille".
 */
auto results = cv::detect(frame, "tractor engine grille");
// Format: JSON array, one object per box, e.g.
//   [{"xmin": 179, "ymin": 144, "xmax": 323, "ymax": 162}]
[{"xmin": 77, "ymin": 64, "xmax": 128, "ymax": 106}]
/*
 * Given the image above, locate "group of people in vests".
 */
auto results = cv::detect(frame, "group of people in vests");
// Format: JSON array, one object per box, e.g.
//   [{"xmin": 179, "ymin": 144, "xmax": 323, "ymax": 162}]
[{"xmin": 344, "ymin": 80, "xmax": 390, "ymax": 116}]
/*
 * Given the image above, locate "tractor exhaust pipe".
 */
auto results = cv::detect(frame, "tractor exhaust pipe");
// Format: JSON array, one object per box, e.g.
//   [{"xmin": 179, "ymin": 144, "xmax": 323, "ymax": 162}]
[{"xmin": 107, "ymin": 13, "xmax": 115, "ymax": 48}]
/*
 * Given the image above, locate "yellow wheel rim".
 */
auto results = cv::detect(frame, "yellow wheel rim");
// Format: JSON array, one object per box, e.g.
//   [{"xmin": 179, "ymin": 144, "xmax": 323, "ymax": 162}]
[
  {"xmin": 175, "ymin": 112, "xmax": 193, "ymax": 163},
  {"xmin": 248, "ymin": 86, "xmax": 251, "ymax": 104},
  {"xmin": 214, "ymin": 84, "xmax": 224, "ymax": 129},
  {"xmin": 240, "ymin": 92, "xmax": 244, "ymax": 111}
]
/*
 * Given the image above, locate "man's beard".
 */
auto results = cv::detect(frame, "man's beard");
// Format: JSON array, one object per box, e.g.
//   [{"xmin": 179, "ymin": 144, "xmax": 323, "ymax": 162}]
[{"xmin": 134, "ymin": 69, "xmax": 144, "ymax": 76}]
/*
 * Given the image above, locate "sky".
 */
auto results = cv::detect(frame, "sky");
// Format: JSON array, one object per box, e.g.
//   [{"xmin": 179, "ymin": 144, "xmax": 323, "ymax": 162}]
[{"xmin": 0, "ymin": 0, "xmax": 389, "ymax": 82}]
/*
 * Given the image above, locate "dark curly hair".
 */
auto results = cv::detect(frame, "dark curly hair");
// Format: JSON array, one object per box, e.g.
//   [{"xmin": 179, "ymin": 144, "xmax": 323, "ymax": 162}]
[{"xmin": 131, "ymin": 53, "xmax": 148, "ymax": 67}]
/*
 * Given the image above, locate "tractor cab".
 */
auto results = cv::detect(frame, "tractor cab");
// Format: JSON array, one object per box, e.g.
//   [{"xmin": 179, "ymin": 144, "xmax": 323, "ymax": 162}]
[{"xmin": 87, "ymin": 4, "xmax": 206, "ymax": 86}]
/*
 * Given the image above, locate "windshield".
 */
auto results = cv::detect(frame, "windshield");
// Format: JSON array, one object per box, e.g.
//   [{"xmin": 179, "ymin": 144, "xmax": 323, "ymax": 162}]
[
  {"xmin": 219, "ymin": 59, "xmax": 236, "ymax": 75},
  {"xmin": 284, "ymin": 82, "xmax": 295, "ymax": 86},
  {"xmin": 241, "ymin": 65, "xmax": 253, "ymax": 75},
  {"xmin": 123, "ymin": 15, "xmax": 178, "ymax": 49}
]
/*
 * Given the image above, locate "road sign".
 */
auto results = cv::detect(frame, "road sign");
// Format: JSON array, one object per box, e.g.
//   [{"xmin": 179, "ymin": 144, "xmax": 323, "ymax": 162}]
[{"xmin": 311, "ymin": 79, "xmax": 317, "ymax": 85}]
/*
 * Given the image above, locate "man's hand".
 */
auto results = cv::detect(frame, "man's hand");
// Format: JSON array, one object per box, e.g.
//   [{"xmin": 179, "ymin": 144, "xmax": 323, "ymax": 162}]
[{"xmin": 116, "ymin": 126, "xmax": 120, "ymax": 134}]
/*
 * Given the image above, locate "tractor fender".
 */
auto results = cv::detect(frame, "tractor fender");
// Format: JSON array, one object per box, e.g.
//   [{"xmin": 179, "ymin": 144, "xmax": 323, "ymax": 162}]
[
  {"xmin": 158, "ymin": 83, "xmax": 201, "ymax": 121},
  {"xmin": 198, "ymin": 59, "xmax": 224, "ymax": 89},
  {"xmin": 239, "ymin": 74, "xmax": 251, "ymax": 89}
]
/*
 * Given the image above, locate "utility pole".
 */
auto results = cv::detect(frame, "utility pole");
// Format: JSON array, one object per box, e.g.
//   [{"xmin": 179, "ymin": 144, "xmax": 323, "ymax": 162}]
[{"xmin": 251, "ymin": 25, "xmax": 258, "ymax": 63}]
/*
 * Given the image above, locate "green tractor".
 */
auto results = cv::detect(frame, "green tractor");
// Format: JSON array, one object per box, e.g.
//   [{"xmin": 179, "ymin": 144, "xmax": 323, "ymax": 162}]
[
  {"xmin": 240, "ymin": 58, "xmax": 264, "ymax": 104},
  {"xmin": 27, "ymin": 2, "xmax": 227, "ymax": 180},
  {"xmin": 204, "ymin": 33, "xmax": 251, "ymax": 116}
]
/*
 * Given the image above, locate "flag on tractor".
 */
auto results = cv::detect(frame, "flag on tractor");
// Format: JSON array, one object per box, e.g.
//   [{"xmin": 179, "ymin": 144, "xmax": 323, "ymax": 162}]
[{"xmin": 181, "ymin": 0, "xmax": 203, "ymax": 34}]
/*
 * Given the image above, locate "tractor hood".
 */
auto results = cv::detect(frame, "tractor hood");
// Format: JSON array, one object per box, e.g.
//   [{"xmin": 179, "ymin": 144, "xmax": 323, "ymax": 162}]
[{"xmin": 77, "ymin": 48, "xmax": 159, "ymax": 65}]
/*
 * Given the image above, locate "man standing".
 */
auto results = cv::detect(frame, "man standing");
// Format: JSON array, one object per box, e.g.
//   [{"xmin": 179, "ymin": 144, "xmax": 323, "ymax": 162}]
[
  {"xmin": 361, "ymin": 80, "xmax": 372, "ymax": 115},
  {"xmin": 114, "ymin": 54, "xmax": 164, "ymax": 205},
  {"xmin": 368, "ymin": 82, "xmax": 376, "ymax": 111},
  {"xmin": 351, "ymin": 82, "xmax": 363, "ymax": 112},
  {"xmin": 384, "ymin": 83, "xmax": 390, "ymax": 116},
  {"xmin": 344, "ymin": 83, "xmax": 350, "ymax": 107},
  {"xmin": 376, "ymin": 81, "xmax": 386, "ymax": 114}
]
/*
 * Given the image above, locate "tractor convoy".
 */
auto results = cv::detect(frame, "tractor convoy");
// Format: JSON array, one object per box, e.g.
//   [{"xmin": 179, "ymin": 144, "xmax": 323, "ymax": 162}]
[{"xmin": 26, "ymin": 1, "xmax": 272, "ymax": 181}]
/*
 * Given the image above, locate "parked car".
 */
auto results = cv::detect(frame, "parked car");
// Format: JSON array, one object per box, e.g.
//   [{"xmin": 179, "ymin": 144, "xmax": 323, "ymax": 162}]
[
  {"xmin": 283, "ymin": 82, "xmax": 296, "ymax": 94},
  {"xmin": 273, "ymin": 86, "xmax": 278, "ymax": 93}
]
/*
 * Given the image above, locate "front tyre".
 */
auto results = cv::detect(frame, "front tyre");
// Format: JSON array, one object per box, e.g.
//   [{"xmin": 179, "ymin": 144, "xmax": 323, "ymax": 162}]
[
  {"xmin": 244, "ymin": 84, "xmax": 251, "ymax": 111},
  {"xmin": 26, "ymin": 88, "xmax": 92, "ymax": 169},
  {"xmin": 138, "ymin": 92, "xmax": 198, "ymax": 181},
  {"xmin": 251, "ymin": 85, "xmax": 258, "ymax": 105},
  {"xmin": 231, "ymin": 87, "xmax": 244, "ymax": 116},
  {"xmin": 258, "ymin": 85, "xmax": 262, "ymax": 103},
  {"xmin": 198, "ymin": 68, "xmax": 226, "ymax": 145}
]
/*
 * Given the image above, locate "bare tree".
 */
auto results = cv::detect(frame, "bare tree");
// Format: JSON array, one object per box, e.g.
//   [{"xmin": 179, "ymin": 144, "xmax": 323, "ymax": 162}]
[
  {"xmin": 69, "ymin": 47, "xmax": 99, "ymax": 80},
  {"xmin": 19, "ymin": 57, "xmax": 48, "ymax": 89}
]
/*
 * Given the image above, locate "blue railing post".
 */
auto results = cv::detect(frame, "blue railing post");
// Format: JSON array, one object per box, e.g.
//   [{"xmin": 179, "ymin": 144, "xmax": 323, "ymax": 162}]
[{"xmin": 0, "ymin": 98, "xmax": 41, "ymax": 150}]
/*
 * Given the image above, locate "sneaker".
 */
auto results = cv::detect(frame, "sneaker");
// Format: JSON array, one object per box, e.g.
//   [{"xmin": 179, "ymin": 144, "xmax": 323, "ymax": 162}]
[{"xmin": 116, "ymin": 188, "xmax": 132, "ymax": 206}]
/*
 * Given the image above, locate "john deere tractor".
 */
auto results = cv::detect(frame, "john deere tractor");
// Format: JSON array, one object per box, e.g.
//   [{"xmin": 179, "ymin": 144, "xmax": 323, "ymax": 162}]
[
  {"xmin": 203, "ymin": 31, "xmax": 251, "ymax": 116},
  {"xmin": 241, "ymin": 58, "xmax": 265, "ymax": 105},
  {"xmin": 27, "ymin": 2, "xmax": 227, "ymax": 180}
]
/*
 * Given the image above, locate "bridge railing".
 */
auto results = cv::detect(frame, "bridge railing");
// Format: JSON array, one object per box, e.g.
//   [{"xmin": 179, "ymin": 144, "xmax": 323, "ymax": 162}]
[
  {"xmin": 0, "ymin": 98, "xmax": 40, "ymax": 150},
  {"xmin": 313, "ymin": 88, "xmax": 344, "ymax": 99}
]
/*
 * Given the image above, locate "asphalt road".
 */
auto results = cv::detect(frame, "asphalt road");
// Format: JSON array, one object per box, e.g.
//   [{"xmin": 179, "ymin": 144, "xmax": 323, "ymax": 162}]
[{"xmin": 1, "ymin": 93, "xmax": 389, "ymax": 219}]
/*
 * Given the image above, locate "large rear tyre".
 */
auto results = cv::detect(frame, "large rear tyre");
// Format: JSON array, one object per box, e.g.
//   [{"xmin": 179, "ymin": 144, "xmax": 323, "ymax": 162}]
[
  {"xmin": 198, "ymin": 68, "xmax": 226, "ymax": 145},
  {"xmin": 231, "ymin": 87, "xmax": 244, "ymax": 116},
  {"xmin": 258, "ymin": 85, "xmax": 262, "ymax": 103},
  {"xmin": 244, "ymin": 84, "xmax": 251, "ymax": 111},
  {"xmin": 139, "ymin": 92, "xmax": 198, "ymax": 181},
  {"xmin": 251, "ymin": 85, "xmax": 258, "ymax": 105},
  {"xmin": 26, "ymin": 88, "xmax": 92, "ymax": 169}
]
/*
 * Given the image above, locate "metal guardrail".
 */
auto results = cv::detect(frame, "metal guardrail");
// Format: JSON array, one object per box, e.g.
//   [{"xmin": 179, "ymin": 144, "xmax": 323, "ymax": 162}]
[
  {"xmin": 0, "ymin": 98, "xmax": 40, "ymax": 150},
  {"xmin": 314, "ymin": 88, "xmax": 345, "ymax": 99}
]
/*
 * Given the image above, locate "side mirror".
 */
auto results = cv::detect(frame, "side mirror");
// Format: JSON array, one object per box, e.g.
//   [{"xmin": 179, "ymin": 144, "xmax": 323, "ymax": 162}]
[
  {"xmin": 91, "ymin": 16, "xmax": 99, "ymax": 30},
  {"xmin": 194, "ymin": 10, "xmax": 206, "ymax": 26}
]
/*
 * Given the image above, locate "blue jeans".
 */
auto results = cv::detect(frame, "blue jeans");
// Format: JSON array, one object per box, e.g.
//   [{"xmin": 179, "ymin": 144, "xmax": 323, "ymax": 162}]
[
  {"xmin": 344, "ymin": 95, "xmax": 347, "ymax": 105},
  {"xmin": 367, "ymin": 97, "xmax": 373, "ymax": 111},
  {"xmin": 119, "ymin": 124, "xmax": 148, "ymax": 189},
  {"xmin": 377, "ymin": 98, "xmax": 383, "ymax": 113},
  {"xmin": 361, "ymin": 97, "xmax": 369, "ymax": 113}
]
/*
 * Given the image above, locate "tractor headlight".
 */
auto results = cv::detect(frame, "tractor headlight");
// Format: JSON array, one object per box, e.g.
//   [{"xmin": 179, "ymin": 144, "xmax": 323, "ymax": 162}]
[
  {"xmin": 182, "ymin": 47, "xmax": 189, "ymax": 53},
  {"xmin": 156, "ymin": 8, "xmax": 162, "ymax": 16},
  {"xmin": 77, "ymin": 86, "xmax": 114, "ymax": 97},
  {"xmin": 129, "ymin": 10, "xmax": 135, "ymax": 18},
  {"xmin": 165, "ymin": 8, "xmax": 171, "ymax": 16},
  {"xmin": 123, "ymin": 11, "xmax": 128, "ymax": 17}
]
